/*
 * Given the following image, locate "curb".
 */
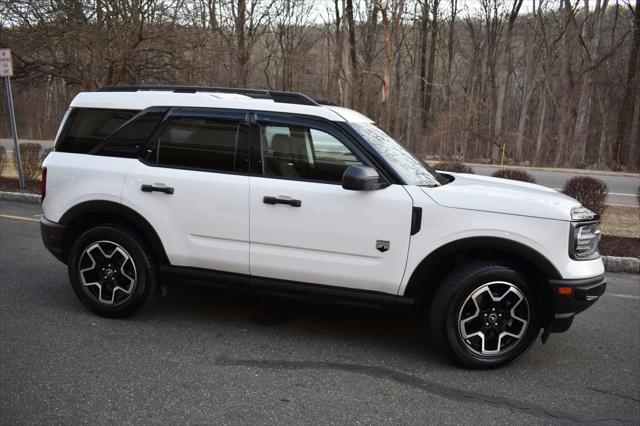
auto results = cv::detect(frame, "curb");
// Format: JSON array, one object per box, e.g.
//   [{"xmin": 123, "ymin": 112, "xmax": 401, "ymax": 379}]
[
  {"xmin": 602, "ymin": 256, "xmax": 640, "ymax": 274},
  {"xmin": 0, "ymin": 191, "xmax": 40, "ymax": 204}
]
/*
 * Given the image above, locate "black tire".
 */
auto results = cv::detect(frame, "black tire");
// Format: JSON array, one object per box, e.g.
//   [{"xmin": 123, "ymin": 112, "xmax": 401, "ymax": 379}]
[
  {"xmin": 67, "ymin": 224, "xmax": 157, "ymax": 318},
  {"xmin": 430, "ymin": 262, "xmax": 541, "ymax": 369}
]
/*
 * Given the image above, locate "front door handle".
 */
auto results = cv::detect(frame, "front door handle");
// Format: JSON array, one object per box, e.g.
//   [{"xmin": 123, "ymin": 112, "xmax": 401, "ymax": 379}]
[
  {"xmin": 263, "ymin": 196, "xmax": 301, "ymax": 207},
  {"xmin": 141, "ymin": 184, "xmax": 174, "ymax": 195}
]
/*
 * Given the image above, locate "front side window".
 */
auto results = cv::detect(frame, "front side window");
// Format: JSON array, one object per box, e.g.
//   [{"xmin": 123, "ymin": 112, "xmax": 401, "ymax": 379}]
[
  {"xmin": 350, "ymin": 122, "xmax": 445, "ymax": 186},
  {"xmin": 261, "ymin": 124, "xmax": 362, "ymax": 183},
  {"xmin": 147, "ymin": 117, "xmax": 238, "ymax": 173}
]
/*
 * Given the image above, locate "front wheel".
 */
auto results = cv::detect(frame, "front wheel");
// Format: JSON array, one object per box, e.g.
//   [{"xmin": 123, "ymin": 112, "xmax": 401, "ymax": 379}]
[
  {"xmin": 430, "ymin": 262, "xmax": 541, "ymax": 369},
  {"xmin": 67, "ymin": 225, "xmax": 157, "ymax": 318}
]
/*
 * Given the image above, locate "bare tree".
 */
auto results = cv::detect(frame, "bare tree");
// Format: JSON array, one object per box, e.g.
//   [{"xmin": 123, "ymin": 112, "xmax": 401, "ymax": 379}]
[
  {"xmin": 493, "ymin": 0, "xmax": 524, "ymax": 161},
  {"xmin": 422, "ymin": 0, "xmax": 439, "ymax": 129},
  {"xmin": 614, "ymin": 0, "xmax": 640, "ymax": 169},
  {"xmin": 1, "ymin": 0, "xmax": 638, "ymax": 170}
]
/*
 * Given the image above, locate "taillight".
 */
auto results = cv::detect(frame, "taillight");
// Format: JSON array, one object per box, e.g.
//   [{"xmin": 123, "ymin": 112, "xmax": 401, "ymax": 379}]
[{"xmin": 40, "ymin": 167, "xmax": 47, "ymax": 204}]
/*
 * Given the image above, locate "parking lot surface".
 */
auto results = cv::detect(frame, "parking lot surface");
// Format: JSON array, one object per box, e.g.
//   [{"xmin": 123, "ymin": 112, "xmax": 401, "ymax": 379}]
[
  {"xmin": 1, "ymin": 200, "xmax": 638, "ymax": 424},
  {"xmin": 472, "ymin": 165, "xmax": 640, "ymax": 207}
]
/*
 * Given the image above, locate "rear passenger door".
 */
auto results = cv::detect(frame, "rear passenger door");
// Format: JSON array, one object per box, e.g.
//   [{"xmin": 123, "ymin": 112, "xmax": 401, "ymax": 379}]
[{"xmin": 121, "ymin": 108, "xmax": 251, "ymax": 275}]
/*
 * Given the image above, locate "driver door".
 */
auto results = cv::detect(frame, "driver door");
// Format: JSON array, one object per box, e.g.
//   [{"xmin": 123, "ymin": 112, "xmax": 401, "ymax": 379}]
[{"xmin": 248, "ymin": 114, "xmax": 414, "ymax": 295}]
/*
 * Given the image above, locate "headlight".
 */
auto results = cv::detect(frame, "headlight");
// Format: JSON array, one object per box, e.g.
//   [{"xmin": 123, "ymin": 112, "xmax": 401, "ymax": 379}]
[
  {"xmin": 571, "ymin": 222, "xmax": 601, "ymax": 260},
  {"xmin": 571, "ymin": 206, "xmax": 598, "ymax": 221}
]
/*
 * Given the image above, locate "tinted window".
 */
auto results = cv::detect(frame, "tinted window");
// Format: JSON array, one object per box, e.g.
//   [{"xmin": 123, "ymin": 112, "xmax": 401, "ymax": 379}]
[
  {"xmin": 148, "ymin": 117, "xmax": 238, "ymax": 172},
  {"xmin": 261, "ymin": 124, "xmax": 362, "ymax": 183},
  {"xmin": 98, "ymin": 109, "xmax": 167, "ymax": 158},
  {"xmin": 56, "ymin": 108, "xmax": 137, "ymax": 153}
]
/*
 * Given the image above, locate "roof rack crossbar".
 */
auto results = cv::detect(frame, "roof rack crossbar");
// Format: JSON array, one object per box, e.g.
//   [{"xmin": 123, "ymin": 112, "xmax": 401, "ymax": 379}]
[{"xmin": 97, "ymin": 85, "xmax": 320, "ymax": 106}]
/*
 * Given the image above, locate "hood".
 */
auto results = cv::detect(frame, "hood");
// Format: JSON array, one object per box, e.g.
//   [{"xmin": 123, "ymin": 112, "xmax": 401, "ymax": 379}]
[{"xmin": 422, "ymin": 172, "xmax": 581, "ymax": 221}]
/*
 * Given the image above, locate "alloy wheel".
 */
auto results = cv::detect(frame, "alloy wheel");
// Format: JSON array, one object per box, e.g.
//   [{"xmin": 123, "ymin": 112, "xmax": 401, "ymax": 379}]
[
  {"xmin": 457, "ymin": 281, "xmax": 530, "ymax": 356},
  {"xmin": 78, "ymin": 240, "xmax": 137, "ymax": 305}
]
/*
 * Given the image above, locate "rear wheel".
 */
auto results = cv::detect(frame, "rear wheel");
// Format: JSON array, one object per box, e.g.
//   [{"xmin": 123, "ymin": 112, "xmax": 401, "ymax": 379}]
[
  {"xmin": 430, "ymin": 262, "xmax": 541, "ymax": 369},
  {"xmin": 67, "ymin": 225, "xmax": 157, "ymax": 318}
]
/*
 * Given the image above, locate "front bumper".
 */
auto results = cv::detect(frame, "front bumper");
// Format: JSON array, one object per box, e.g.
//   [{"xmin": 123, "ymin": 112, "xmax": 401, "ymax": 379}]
[
  {"xmin": 548, "ymin": 274, "xmax": 607, "ymax": 332},
  {"xmin": 41, "ymin": 216, "xmax": 66, "ymax": 263}
]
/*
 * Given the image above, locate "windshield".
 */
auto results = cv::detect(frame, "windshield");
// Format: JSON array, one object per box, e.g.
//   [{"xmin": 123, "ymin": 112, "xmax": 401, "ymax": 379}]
[{"xmin": 350, "ymin": 123, "xmax": 445, "ymax": 186}]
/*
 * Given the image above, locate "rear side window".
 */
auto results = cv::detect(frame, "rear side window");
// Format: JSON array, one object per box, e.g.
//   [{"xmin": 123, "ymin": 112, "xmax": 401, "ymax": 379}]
[
  {"xmin": 97, "ymin": 109, "xmax": 167, "ymax": 158},
  {"xmin": 56, "ymin": 108, "xmax": 137, "ymax": 153},
  {"xmin": 146, "ymin": 117, "xmax": 238, "ymax": 173}
]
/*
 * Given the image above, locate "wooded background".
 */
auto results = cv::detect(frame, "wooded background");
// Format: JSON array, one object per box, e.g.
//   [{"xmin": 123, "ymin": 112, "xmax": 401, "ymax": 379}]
[{"xmin": 1, "ymin": 0, "xmax": 638, "ymax": 170}]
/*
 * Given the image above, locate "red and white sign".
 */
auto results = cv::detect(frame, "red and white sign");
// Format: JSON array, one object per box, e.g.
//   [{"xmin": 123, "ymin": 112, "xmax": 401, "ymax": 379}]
[{"xmin": 0, "ymin": 49, "xmax": 14, "ymax": 77}]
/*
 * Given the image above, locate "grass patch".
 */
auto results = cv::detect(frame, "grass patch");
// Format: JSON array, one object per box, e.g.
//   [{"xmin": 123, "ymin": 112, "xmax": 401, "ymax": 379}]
[
  {"xmin": 1, "ymin": 154, "xmax": 20, "ymax": 178},
  {"xmin": 1, "ymin": 155, "xmax": 41, "ymax": 180},
  {"xmin": 600, "ymin": 206, "xmax": 639, "ymax": 238}
]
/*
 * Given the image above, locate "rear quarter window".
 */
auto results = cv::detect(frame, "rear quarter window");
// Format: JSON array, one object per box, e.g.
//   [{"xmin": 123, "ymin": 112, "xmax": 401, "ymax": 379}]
[{"xmin": 56, "ymin": 108, "xmax": 138, "ymax": 153}]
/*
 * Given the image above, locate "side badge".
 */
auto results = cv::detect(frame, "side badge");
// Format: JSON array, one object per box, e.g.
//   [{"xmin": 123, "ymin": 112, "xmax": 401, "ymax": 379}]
[{"xmin": 376, "ymin": 240, "xmax": 390, "ymax": 253}]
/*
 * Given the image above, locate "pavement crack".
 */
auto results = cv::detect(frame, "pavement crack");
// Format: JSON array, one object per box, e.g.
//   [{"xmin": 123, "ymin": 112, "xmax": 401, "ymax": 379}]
[
  {"xmin": 588, "ymin": 386, "xmax": 640, "ymax": 403},
  {"xmin": 216, "ymin": 357, "xmax": 637, "ymax": 424}
]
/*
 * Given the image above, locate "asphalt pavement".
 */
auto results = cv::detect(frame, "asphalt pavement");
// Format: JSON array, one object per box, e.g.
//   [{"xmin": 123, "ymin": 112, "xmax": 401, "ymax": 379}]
[
  {"xmin": 472, "ymin": 165, "xmax": 639, "ymax": 207},
  {"xmin": 1, "ymin": 200, "xmax": 639, "ymax": 424}
]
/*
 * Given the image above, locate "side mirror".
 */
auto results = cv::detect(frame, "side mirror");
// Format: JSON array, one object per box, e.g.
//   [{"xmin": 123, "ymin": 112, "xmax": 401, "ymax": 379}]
[{"xmin": 342, "ymin": 165, "xmax": 382, "ymax": 191}]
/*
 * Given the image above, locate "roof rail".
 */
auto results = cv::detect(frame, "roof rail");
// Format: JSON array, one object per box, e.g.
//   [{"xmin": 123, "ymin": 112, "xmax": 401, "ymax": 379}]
[{"xmin": 97, "ymin": 85, "xmax": 320, "ymax": 107}]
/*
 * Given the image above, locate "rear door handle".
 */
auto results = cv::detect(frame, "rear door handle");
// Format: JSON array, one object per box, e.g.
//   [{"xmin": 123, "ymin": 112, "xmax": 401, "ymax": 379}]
[
  {"xmin": 141, "ymin": 184, "xmax": 174, "ymax": 195},
  {"xmin": 263, "ymin": 196, "xmax": 301, "ymax": 207}
]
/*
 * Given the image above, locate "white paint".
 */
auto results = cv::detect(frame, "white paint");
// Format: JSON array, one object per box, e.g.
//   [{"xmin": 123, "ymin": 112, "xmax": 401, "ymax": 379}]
[
  {"xmin": 399, "ymin": 185, "xmax": 604, "ymax": 295},
  {"xmin": 42, "ymin": 152, "xmax": 135, "ymax": 222},
  {"xmin": 427, "ymin": 172, "xmax": 581, "ymax": 221},
  {"xmin": 42, "ymin": 93, "xmax": 606, "ymax": 297},
  {"xmin": 249, "ymin": 177, "xmax": 413, "ymax": 293},
  {"xmin": 70, "ymin": 91, "xmax": 359, "ymax": 123},
  {"xmin": 121, "ymin": 162, "xmax": 251, "ymax": 275},
  {"xmin": 43, "ymin": 150, "xmax": 605, "ymax": 295}
]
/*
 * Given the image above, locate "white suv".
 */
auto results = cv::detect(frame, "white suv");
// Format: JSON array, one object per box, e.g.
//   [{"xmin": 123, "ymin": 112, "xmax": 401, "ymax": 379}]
[{"xmin": 40, "ymin": 85, "xmax": 606, "ymax": 368}]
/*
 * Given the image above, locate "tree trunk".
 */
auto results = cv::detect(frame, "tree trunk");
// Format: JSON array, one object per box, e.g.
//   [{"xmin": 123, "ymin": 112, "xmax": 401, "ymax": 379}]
[
  {"xmin": 423, "ymin": 0, "xmax": 439, "ymax": 129},
  {"xmin": 614, "ymin": 0, "xmax": 640, "ymax": 169},
  {"xmin": 533, "ymin": 84, "xmax": 548, "ymax": 166},
  {"xmin": 514, "ymin": 82, "xmax": 535, "ymax": 162},
  {"xmin": 419, "ymin": 0, "xmax": 429, "ymax": 128},
  {"xmin": 371, "ymin": 0, "xmax": 392, "ymax": 130},
  {"xmin": 235, "ymin": 0, "xmax": 248, "ymax": 86},
  {"xmin": 571, "ymin": 0, "xmax": 606, "ymax": 167},
  {"xmin": 333, "ymin": 0, "xmax": 345, "ymax": 105},
  {"xmin": 626, "ymin": 62, "xmax": 640, "ymax": 170},
  {"xmin": 444, "ymin": 0, "xmax": 457, "ymax": 111},
  {"xmin": 493, "ymin": 0, "xmax": 524, "ymax": 161},
  {"xmin": 554, "ymin": 0, "xmax": 575, "ymax": 167},
  {"xmin": 345, "ymin": 0, "xmax": 358, "ymax": 109}
]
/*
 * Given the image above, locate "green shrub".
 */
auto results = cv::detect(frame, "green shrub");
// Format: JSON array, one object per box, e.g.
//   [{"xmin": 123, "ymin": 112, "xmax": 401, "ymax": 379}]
[
  {"xmin": 18, "ymin": 143, "xmax": 43, "ymax": 184},
  {"xmin": 562, "ymin": 176, "xmax": 609, "ymax": 215},
  {"xmin": 491, "ymin": 168, "xmax": 537, "ymax": 184},
  {"xmin": 434, "ymin": 161, "xmax": 474, "ymax": 174}
]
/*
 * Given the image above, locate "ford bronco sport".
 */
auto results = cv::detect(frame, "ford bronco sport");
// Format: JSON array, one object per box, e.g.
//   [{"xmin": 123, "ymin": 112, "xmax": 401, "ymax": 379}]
[{"xmin": 40, "ymin": 85, "xmax": 606, "ymax": 368}]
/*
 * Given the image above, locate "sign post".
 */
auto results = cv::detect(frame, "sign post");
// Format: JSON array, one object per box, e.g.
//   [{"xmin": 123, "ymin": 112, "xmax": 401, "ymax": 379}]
[{"xmin": 1, "ymin": 49, "xmax": 25, "ymax": 189}]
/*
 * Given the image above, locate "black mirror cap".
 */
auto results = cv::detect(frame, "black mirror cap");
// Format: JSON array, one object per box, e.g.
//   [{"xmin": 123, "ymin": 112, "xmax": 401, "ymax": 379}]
[{"xmin": 342, "ymin": 165, "xmax": 382, "ymax": 191}]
